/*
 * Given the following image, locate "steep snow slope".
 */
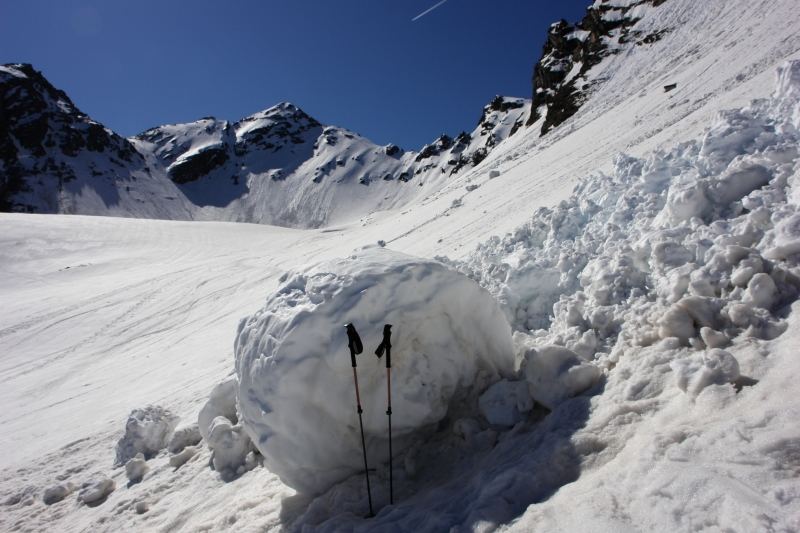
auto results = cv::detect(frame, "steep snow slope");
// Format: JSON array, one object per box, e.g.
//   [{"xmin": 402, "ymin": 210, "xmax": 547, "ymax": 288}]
[{"xmin": 1, "ymin": 0, "xmax": 800, "ymax": 531}]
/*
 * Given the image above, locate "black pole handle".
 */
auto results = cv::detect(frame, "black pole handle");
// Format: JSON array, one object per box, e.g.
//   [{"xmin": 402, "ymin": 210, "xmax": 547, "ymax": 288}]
[
  {"xmin": 375, "ymin": 324, "xmax": 392, "ymax": 368},
  {"xmin": 345, "ymin": 323, "xmax": 363, "ymax": 367}
]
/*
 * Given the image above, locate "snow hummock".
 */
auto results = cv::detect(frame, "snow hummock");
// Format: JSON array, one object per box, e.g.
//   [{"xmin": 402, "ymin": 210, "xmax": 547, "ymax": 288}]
[
  {"xmin": 114, "ymin": 406, "xmax": 179, "ymax": 466},
  {"xmin": 234, "ymin": 247, "xmax": 514, "ymax": 494}
]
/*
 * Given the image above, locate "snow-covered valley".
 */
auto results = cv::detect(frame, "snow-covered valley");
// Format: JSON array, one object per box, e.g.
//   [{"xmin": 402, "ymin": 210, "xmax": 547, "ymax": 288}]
[{"xmin": 2, "ymin": 0, "xmax": 800, "ymax": 531}]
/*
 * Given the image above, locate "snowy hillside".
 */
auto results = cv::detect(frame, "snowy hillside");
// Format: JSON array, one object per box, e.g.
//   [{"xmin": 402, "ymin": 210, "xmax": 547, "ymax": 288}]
[{"xmin": 2, "ymin": 0, "xmax": 800, "ymax": 532}]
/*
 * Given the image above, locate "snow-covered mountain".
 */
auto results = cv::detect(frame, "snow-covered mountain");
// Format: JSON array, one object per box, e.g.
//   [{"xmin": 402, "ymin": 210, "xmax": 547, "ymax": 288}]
[
  {"xmin": 1, "ymin": 62, "xmax": 529, "ymax": 227},
  {"xmin": 2, "ymin": 0, "xmax": 800, "ymax": 532},
  {"xmin": 0, "ymin": 64, "xmax": 195, "ymax": 219}
]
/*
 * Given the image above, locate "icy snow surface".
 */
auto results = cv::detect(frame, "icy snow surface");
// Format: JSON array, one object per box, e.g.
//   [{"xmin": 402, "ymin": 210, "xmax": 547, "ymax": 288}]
[{"xmin": 1, "ymin": 0, "xmax": 800, "ymax": 531}]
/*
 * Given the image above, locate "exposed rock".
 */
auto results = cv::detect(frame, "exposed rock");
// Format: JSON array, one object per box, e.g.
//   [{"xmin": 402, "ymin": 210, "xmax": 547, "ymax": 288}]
[{"xmin": 526, "ymin": 0, "xmax": 672, "ymax": 135}]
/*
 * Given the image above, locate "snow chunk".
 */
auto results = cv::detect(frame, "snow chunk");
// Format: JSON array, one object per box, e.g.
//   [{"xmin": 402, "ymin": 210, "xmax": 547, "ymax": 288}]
[
  {"xmin": 42, "ymin": 483, "xmax": 75, "ymax": 505},
  {"xmin": 198, "ymin": 377, "xmax": 238, "ymax": 442},
  {"xmin": 206, "ymin": 416, "xmax": 254, "ymax": 480},
  {"xmin": 765, "ymin": 213, "xmax": 800, "ymax": 259},
  {"xmin": 198, "ymin": 377, "xmax": 254, "ymax": 480},
  {"xmin": 234, "ymin": 247, "xmax": 514, "ymax": 494},
  {"xmin": 773, "ymin": 60, "xmax": 800, "ymax": 130},
  {"xmin": 114, "ymin": 406, "xmax": 179, "ymax": 466},
  {"xmin": 168, "ymin": 424, "xmax": 202, "ymax": 454},
  {"xmin": 77, "ymin": 476, "xmax": 115, "ymax": 506},
  {"xmin": 125, "ymin": 453, "xmax": 148, "ymax": 484},
  {"xmin": 671, "ymin": 349, "xmax": 741, "ymax": 396},
  {"xmin": 478, "ymin": 380, "xmax": 533, "ymax": 427},
  {"xmin": 522, "ymin": 345, "xmax": 602, "ymax": 409},
  {"xmin": 744, "ymin": 273, "xmax": 778, "ymax": 310},
  {"xmin": 169, "ymin": 445, "xmax": 200, "ymax": 469}
]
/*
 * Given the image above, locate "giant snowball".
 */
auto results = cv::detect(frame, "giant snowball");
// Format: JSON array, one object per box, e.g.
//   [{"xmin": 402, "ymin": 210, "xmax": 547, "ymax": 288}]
[{"xmin": 234, "ymin": 248, "xmax": 514, "ymax": 494}]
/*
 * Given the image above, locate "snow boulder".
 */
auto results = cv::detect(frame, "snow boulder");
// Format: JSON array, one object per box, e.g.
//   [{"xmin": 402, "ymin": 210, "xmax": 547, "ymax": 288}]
[
  {"xmin": 114, "ymin": 406, "xmax": 179, "ymax": 466},
  {"xmin": 234, "ymin": 247, "xmax": 514, "ymax": 494}
]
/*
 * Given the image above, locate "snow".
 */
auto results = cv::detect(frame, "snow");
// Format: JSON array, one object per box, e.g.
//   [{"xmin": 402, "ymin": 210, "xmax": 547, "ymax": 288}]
[
  {"xmin": 520, "ymin": 344, "xmax": 602, "ymax": 409},
  {"xmin": 125, "ymin": 454, "xmax": 149, "ymax": 484},
  {"xmin": 235, "ymin": 247, "xmax": 514, "ymax": 494},
  {"xmin": 1, "ymin": 0, "xmax": 800, "ymax": 531},
  {"xmin": 114, "ymin": 406, "xmax": 179, "ymax": 465}
]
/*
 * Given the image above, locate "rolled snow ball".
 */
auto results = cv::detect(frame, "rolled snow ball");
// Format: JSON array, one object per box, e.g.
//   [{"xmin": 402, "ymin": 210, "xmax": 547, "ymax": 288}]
[
  {"xmin": 522, "ymin": 345, "xmax": 601, "ymax": 410},
  {"xmin": 114, "ymin": 406, "xmax": 179, "ymax": 466},
  {"xmin": 234, "ymin": 247, "xmax": 514, "ymax": 494},
  {"xmin": 671, "ymin": 348, "xmax": 740, "ymax": 396}
]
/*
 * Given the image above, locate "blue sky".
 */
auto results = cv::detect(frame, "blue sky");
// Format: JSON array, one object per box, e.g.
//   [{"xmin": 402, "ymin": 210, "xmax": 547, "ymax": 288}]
[{"xmin": 1, "ymin": 1, "xmax": 590, "ymax": 149}]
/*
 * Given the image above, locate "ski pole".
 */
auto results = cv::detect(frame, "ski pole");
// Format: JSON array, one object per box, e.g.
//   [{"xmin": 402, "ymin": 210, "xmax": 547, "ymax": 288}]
[
  {"xmin": 375, "ymin": 324, "xmax": 393, "ymax": 505},
  {"xmin": 345, "ymin": 323, "xmax": 374, "ymax": 517}
]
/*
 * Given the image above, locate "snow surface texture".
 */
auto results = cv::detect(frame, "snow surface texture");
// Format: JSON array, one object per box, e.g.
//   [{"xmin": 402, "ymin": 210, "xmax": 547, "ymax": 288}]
[{"xmin": 235, "ymin": 247, "xmax": 514, "ymax": 494}]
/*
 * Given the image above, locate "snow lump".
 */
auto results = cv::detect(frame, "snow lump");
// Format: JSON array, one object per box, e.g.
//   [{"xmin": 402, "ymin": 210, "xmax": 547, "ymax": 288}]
[{"xmin": 234, "ymin": 247, "xmax": 515, "ymax": 494}]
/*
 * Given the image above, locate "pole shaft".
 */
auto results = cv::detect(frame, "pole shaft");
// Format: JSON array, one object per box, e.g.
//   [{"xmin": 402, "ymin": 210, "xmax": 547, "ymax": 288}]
[
  {"xmin": 387, "ymin": 366, "xmax": 393, "ymax": 504},
  {"xmin": 357, "ymin": 410, "xmax": 374, "ymax": 516},
  {"xmin": 351, "ymin": 363, "xmax": 373, "ymax": 516}
]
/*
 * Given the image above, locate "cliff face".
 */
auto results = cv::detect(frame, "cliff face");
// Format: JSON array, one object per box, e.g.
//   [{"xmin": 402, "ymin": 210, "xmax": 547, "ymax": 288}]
[
  {"xmin": 0, "ymin": 64, "xmax": 145, "ymax": 213},
  {"xmin": 526, "ymin": 0, "xmax": 671, "ymax": 135}
]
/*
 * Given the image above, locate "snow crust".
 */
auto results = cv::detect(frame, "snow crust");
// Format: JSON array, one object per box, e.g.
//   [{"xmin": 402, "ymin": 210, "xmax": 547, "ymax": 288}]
[{"xmin": 234, "ymin": 247, "xmax": 514, "ymax": 493}]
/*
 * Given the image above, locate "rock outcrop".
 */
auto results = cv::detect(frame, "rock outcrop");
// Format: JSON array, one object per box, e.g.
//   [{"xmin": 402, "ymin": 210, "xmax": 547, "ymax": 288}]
[{"xmin": 526, "ymin": 0, "xmax": 671, "ymax": 135}]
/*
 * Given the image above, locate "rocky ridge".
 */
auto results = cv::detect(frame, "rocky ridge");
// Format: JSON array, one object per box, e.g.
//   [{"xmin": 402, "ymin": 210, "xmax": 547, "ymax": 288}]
[{"xmin": 526, "ymin": 0, "xmax": 671, "ymax": 135}]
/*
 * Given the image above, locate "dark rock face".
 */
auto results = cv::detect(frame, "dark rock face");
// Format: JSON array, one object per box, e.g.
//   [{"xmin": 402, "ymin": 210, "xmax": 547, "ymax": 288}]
[
  {"xmin": 1, "ymin": 63, "xmax": 144, "ymax": 212},
  {"xmin": 168, "ymin": 146, "xmax": 230, "ymax": 184},
  {"xmin": 526, "ymin": 0, "xmax": 671, "ymax": 135}
]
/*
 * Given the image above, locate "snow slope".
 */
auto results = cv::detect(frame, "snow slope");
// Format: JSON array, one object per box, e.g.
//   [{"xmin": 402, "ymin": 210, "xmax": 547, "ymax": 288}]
[{"xmin": 1, "ymin": 0, "xmax": 800, "ymax": 531}]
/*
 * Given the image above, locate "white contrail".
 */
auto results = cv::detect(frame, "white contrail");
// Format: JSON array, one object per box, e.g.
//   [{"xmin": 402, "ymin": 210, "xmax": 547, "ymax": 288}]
[{"xmin": 412, "ymin": 0, "xmax": 449, "ymax": 21}]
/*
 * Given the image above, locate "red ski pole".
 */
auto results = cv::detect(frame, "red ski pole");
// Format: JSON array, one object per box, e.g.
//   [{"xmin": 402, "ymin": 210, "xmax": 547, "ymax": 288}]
[{"xmin": 345, "ymin": 323, "xmax": 374, "ymax": 517}]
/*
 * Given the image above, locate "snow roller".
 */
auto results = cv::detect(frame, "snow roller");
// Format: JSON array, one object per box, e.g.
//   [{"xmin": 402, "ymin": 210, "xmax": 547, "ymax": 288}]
[{"xmin": 234, "ymin": 247, "xmax": 514, "ymax": 494}]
